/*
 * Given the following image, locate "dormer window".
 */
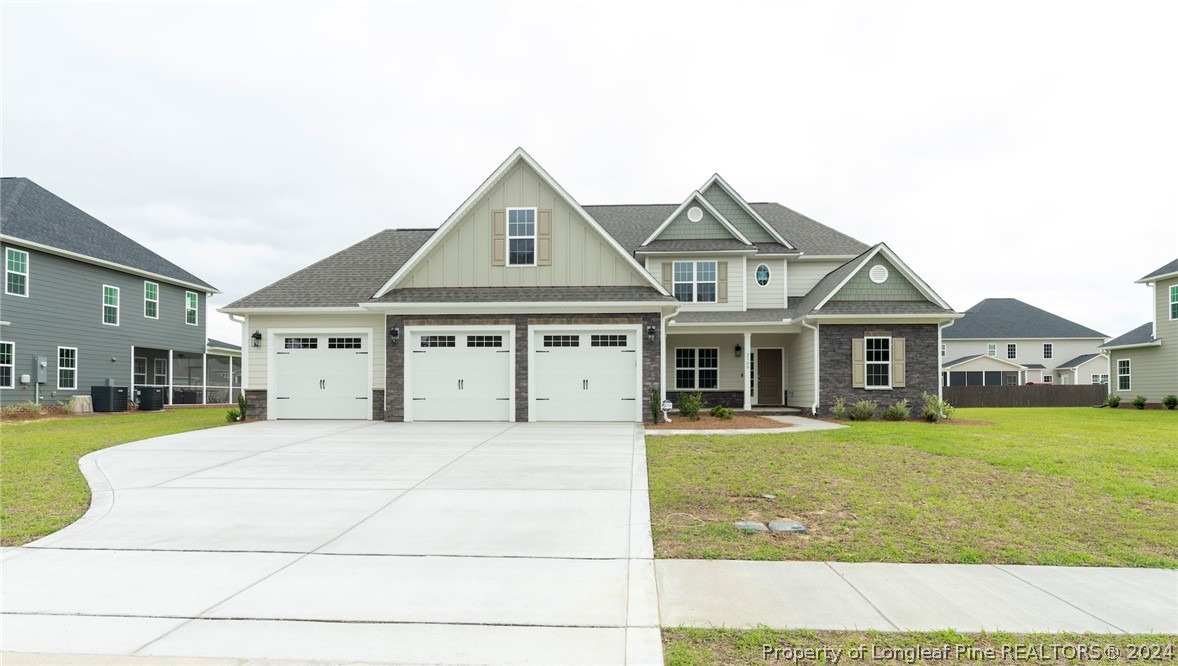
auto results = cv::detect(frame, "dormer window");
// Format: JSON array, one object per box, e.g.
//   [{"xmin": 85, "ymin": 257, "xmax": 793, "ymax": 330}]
[
  {"xmin": 673, "ymin": 261, "xmax": 717, "ymax": 302},
  {"xmin": 507, "ymin": 208, "xmax": 536, "ymax": 266}
]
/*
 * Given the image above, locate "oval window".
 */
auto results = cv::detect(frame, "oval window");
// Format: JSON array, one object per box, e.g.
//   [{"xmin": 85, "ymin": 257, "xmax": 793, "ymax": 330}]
[{"xmin": 755, "ymin": 264, "xmax": 770, "ymax": 286}]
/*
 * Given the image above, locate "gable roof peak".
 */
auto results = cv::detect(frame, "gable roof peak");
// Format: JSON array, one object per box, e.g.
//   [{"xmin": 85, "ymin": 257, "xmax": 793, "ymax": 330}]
[
  {"xmin": 697, "ymin": 174, "xmax": 794, "ymax": 249},
  {"xmin": 639, "ymin": 190, "xmax": 752, "ymax": 247}
]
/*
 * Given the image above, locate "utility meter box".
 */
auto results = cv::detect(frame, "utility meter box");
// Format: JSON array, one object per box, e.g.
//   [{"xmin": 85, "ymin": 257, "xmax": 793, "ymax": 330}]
[{"xmin": 33, "ymin": 356, "xmax": 48, "ymax": 384}]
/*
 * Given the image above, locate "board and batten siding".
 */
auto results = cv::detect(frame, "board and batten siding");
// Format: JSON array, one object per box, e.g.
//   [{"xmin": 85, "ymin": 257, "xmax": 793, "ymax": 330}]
[
  {"xmin": 244, "ymin": 312, "xmax": 386, "ymax": 391},
  {"xmin": 785, "ymin": 324, "xmax": 815, "ymax": 409},
  {"xmin": 401, "ymin": 162, "xmax": 649, "ymax": 289},
  {"xmin": 787, "ymin": 260, "xmax": 845, "ymax": 297},
  {"xmin": 746, "ymin": 257, "xmax": 786, "ymax": 309},
  {"xmin": 647, "ymin": 256, "xmax": 743, "ymax": 312},
  {"xmin": 0, "ymin": 242, "xmax": 207, "ymax": 405}
]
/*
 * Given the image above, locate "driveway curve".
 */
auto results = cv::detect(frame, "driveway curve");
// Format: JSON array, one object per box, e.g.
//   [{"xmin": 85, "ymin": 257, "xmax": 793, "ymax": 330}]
[{"xmin": 2, "ymin": 421, "xmax": 661, "ymax": 665}]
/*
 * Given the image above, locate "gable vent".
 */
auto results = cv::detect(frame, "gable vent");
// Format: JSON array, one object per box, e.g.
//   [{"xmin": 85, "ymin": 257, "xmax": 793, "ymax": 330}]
[
  {"xmin": 687, "ymin": 206, "xmax": 703, "ymax": 222},
  {"xmin": 869, "ymin": 264, "xmax": 889, "ymax": 284}
]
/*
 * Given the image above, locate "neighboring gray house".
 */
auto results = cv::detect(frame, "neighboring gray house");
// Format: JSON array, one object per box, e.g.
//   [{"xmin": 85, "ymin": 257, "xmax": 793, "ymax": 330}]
[
  {"xmin": 222, "ymin": 148, "xmax": 960, "ymax": 421},
  {"xmin": 0, "ymin": 178, "xmax": 231, "ymax": 406},
  {"xmin": 941, "ymin": 298, "xmax": 1108, "ymax": 386},
  {"xmin": 1101, "ymin": 258, "xmax": 1178, "ymax": 405}
]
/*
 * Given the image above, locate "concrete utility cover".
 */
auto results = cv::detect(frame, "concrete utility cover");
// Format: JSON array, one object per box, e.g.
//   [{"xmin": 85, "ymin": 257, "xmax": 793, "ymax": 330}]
[
  {"xmin": 768, "ymin": 520, "xmax": 806, "ymax": 533},
  {"xmin": 735, "ymin": 521, "xmax": 768, "ymax": 532},
  {"xmin": 1, "ymin": 421, "xmax": 662, "ymax": 665}
]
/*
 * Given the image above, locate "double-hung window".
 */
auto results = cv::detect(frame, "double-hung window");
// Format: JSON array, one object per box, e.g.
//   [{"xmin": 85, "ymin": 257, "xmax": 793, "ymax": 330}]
[
  {"xmin": 102, "ymin": 285, "xmax": 119, "ymax": 325},
  {"xmin": 672, "ymin": 261, "xmax": 717, "ymax": 303},
  {"xmin": 507, "ymin": 208, "xmax": 536, "ymax": 266},
  {"xmin": 134, "ymin": 357, "xmax": 147, "ymax": 384},
  {"xmin": 865, "ymin": 337, "xmax": 891, "ymax": 389},
  {"xmin": 1171, "ymin": 285, "xmax": 1177, "ymax": 320},
  {"xmin": 58, "ymin": 347, "xmax": 77, "ymax": 390},
  {"xmin": 1006, "ymin": 343, "xmax": 1017, "ymax": 359},
  {"xmin": 185, "ymin": 291, "xmax": 198, "ymax": 326},
  {"xmin": 675, "ymin": 348, "xmax": 718, "ymax": 389},
  {"xmin": 154, "ymin": 358, "xmax": 168, "ymax": 385},
  {"xmin": 5, "ymin": 248, "xmax": 28, "ymax": 296},
  {"xmin": 144, "ymin": 282, "xmax": 159, "ymax": 318},
  {"xmin": 1042, "ymin": 343, "xmax": 1052, "ymax": 359},
  {"xmin": 0, "ymin": 341, "xmax": 13, "ymax": 389},
  {"xmin": 986, "ymin": 343, "xmax": 997, "ymax": 357},
  {"xmin": 1117, "ymin": 359, "xmax": 1131, "ymax": 391}
]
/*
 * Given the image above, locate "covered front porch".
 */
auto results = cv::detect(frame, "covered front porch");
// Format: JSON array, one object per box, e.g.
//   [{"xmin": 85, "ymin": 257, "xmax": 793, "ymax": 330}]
[
  {"xmin": 132, "ymin": 345, "xmax": 242, "ymax": 406},
  {"xmin": 664, "ymin": 323, "xmax": 808, "ymax": 411}
]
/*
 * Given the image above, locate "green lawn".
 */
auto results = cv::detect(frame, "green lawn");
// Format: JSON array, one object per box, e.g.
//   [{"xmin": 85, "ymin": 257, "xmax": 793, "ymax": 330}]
[
  {"xmin": 664, "ymin": 627, "xmax": 1176, "ymax": 665},
  {"xmin": 648, "ymin": 408, "xmax": 1178, "ymax": 567},
  {"xmin": 1, "ymin": 408, "xmax": 229, "ymax": 546}
]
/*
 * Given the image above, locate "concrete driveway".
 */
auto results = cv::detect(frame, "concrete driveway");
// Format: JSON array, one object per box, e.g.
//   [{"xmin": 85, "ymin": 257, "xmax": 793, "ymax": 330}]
[{"xmin": 2, "ymin": 421, "xmax": 661, "ymax": 665}]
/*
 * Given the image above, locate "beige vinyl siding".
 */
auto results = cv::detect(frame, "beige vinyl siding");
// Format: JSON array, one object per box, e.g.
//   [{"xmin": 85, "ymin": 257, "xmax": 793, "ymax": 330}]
[
  {"xmin": 750, "ymin": 332, "xmax": 790, "ymax": 396},
  {"xmin": 244, "ymin": 313, "xmax": 385, "ymax": 390},
  {"xmin": 648, "ymin": 256, "xmax": 742, "ymax": 311},
  {"xmin": 665, "ymin": 334, "xmax": 744, "ymax": 391},
  {"xmin": 1156, "ymin": 276, "xmax": 1178, "ymax": 348},
  {"xmin": 785, "ymin": 325, "xmax": 815, "ymax": 409},
  {"xmin": 787, "ymin": 260, "xmax": 845, "ymax": 297},
  {"xmin": 403, "ymin": 162, "xmax": 648, "ymax": 289},
  {"xmin": 941, "ymin": 338, "xmax": 1108, "ymax": 375},
  {"xmin": 1110, "ymin": 346, "xmax": 1175, "ymax": 401},
  {"xmin": 747, "ymin": 257, "xmax": 785, "ymax": 309}
]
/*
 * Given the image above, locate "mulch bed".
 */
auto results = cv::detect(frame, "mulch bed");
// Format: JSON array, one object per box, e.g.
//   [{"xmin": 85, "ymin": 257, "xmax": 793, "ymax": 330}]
[{"xmin": 647, "ymin": 413, "xmax": 790, "ymax": 430}]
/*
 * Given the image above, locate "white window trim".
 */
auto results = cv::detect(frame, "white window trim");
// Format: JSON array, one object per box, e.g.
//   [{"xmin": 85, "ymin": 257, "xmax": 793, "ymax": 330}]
[
  {"xmin": 506, "ymin": 207, "xmax": 537, "ymax": 267},
  {"xmin": 674, "ymin": 347, "xmax": 719, "ymax": 390},
  {"xmin": 940, "ymin": 343, "xmax": 946, "ymax": 357},
  {"xmin": 144, "ymin": 281, "xmax": 159, "ymax": 319},
  {"xmin": 754, "ymin": 263, "xmax": 771, "ymax": 287},
  {"xmin": 185, "ymin": 291, "xmax": 198, "ymax": 326},
  {"xmin": 153, "ymin": 358, "xmax": 168, "ymax": 385},
  {"xmin": 1117, "ymin": 359, "xmax": 1131, "ymax": 392},
  {"xmin": 1170, "ymin": 285, "xmax": 1178, "ymax": 321},
  {"xmin": 57, "ymin": 346, "xmax": 78, "ymax": 391},
  {"xmin": 1042, "ymin": 343, "xmax": 1052, "ymax": 359},
  {"xmin": 1042, "ymin": 374, "xmax": 1053, "ymax": 383},
  {"xmin": 5, "ymin": 248, "xmax": 29, "ymax": 297},
  {"xmin": 0, "ymin": 340, "xmax": 13, "ymax": 389},
  {"xmin": 864, "ymin": 336, "xmax": 892, "ymax": 390},
  {"xmin": 134, "ymin": 356, "xmax": 147, "ymax": 384},
  {"xmin": 102, "ymin": 285, "xmax": 120, "ymax": 326},
  {"xmin": 672, "ymin": 260, "xmax": 718, "ymax": 303},
  {"xmin": 1091, "ymin": 374, "xmax": 1109, "ymax": 385},
  {"xmin": 1006, "ymin": 343, "xmax": 1017, "ymax": 360},
  {"xmin": 986, "ymin": 343, "xmax": 997, "ymax": 357}
]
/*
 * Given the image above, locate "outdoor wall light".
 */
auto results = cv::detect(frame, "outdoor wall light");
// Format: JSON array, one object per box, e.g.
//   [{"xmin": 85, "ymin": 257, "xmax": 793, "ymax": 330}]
[
  {"xmin": 645, "ymin": 324, "xmax": 656, "ymax": 342},
  {"xmin": 735, "ymin": 344, "xmax": 742, "ymax": 358},
  {"xmin": 251, "ymin": 330, "xmax": 262, "ymax": 347},
  {"xmin": 389, "ymin": 327, "xmax": 400, "ymax": 344}
]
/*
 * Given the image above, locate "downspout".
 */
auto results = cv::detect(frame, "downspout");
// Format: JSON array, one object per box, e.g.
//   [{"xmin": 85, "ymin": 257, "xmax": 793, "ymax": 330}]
[
  {"xmin": 228, "ymin": 314, "xmax": 248, "ymax": 394},
  {"xmin": 660, "ymin": 305, "xmax": 681, "ymax": 421},
  {"xmin": 801, "ymin": 318, "xmax": 820, "ymax": 415},
  {"xmin": 938, "ymin": 318, "xmax": 956, "ymax": 400}
]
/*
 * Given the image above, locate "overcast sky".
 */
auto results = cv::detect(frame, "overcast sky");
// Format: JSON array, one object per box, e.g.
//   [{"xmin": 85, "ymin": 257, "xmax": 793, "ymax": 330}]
[{"xmin": 4, "ymin": 1, "xmax": 1176, "ymax": 344}]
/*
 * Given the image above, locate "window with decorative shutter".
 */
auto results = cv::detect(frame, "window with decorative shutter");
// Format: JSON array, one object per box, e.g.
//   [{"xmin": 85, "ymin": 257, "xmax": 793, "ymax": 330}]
[
  {"xmin": 892, "ymin": 338, "xmax": 906, "ymax": 387},
  {"xmin": 851, "ymin": 338, "xmax": 865, "ymax": 388},
  {"xmin": 717, "ymin": 261, "xmax": 728, "ymax": 303},
  {"xmin": 491, "ymin": 210, "xmax": 506, "ymax": 266},
  {"xmin": 536, "ymin": 209, "xmax": 552, "ymax": 266}
]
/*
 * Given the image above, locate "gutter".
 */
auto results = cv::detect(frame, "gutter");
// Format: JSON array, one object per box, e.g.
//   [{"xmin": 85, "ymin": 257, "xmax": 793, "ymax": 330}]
[
  {"xmin": 801, "ymin": 318, "xmax": 820, "ymax": 415},
  {"xmin": 938, "ymin": 318, "xmax": 956, "ymax": 401}
]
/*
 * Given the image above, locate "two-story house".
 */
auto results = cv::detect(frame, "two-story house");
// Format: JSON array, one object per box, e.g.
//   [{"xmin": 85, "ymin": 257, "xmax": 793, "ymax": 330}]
[
  {"xmin": 940, "ymin": 299, "xmax": 1109, "ymax": 386},
  {"xmin": 0, "ymin": 178, "xmax": 236, "ymax": 406},
  {"xmin": 1101, "ymin": 259, "xmax": 1178, "ymax": 405},
  {"xmin": 222, "ymin": 149, "xmax": 959, "ymax": 422}
]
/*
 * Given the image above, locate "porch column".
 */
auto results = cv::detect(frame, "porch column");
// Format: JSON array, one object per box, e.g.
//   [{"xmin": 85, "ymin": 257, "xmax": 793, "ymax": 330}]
[
  {"xmin": 202, "ymin": 353, "xmax": 208, "ymax": 405},
  {"xmin": 130, "ymin": 345, "xmax": 135, "ymax": 392},
  {"xmin": 167, "ymin": 349, "xmax": 173, "ymax": 406},
  {"xmin": 743, "ymin": 331, "xmax": 752, "ymax": 410}
]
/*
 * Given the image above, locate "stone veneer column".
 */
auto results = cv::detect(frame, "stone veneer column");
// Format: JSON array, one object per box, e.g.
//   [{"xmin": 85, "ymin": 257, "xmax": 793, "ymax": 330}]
[{"xmin": 385, "ymin": 314, "xmax": 405, "ymax": 421}]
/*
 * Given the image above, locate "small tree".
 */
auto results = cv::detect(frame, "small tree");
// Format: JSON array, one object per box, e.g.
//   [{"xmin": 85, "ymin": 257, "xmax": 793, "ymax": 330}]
[{"xmin": 650, "ymin": 387, "xmax": 662, "ymax": 423}]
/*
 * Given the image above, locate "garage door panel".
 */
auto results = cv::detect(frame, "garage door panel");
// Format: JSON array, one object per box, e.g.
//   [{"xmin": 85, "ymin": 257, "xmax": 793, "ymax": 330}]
[
  {"xmin": 409, "ymin": 333, "xmax": 512, "ymax": 422},
  {"xmin": 272, "ymin": 336, "xmax": 370, "ymax": 420},
  {"xmin": 532, "ymin": 331, "xmax": 638, "ymax": 422}
]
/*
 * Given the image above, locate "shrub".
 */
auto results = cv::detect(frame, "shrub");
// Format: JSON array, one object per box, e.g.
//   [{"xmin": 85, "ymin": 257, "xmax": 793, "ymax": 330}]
[
  {"xmin": 225, "ymin": 408, "xmax": 241, "ymax": 423},
  {"xmin": 237, "ymin": 392, "xmax": 248, "ymax": 417},
  {"xmin": 882, "ymin": 399, "xmax": 910, "ymax": 421},
  {"xmin": 1133, "ymin": 395, "xmax": 1148, "ymax": 410},
  {"xmin": 1105, "ymin": 394, "xmax": 1122, "ymax": 408},
  {"xmin": 848, "ymin": 399, "xmax": 878, "ymax": 421},
  {"xmin": 709, "ymin": 405, "xmax": 733, "ymax": 420},
  {"xmin": 679, "ymin": 392, "xmax": 703, "ymax": 421},
  {"xmin": 2, "ymin": 401, "xmax": 43, "ymax": 417},
  {"xmin": 830, "ymin": 397, "xmax": 848, "ymax": 419},
  {"xmin": 1162, "ymin": 395, "xmax": 1177, "ymax": 410},
  {"xmin": 920, "ymin": 392, "xmax": 955, "ymax": 422},
  {"xmin": 650, "ymin": 387, "xmax": 661, "ymax": 423}
]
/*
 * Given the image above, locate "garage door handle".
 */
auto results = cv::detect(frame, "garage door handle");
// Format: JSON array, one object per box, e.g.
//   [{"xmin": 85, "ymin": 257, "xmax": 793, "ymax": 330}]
[
  {"xmin": 496, "ymin": 397, "xmax": 509, "ymax": 400},
  {"xmin": 622, "ymin": 398, "xmax": 636, "ymax": 400},
  {"xmin": 458, "ymin": 379, "xmax": 464, "ymax": 390},
  {"xmin": 320, "ymin": 379, "xmax": 326, "ymax": 389}
]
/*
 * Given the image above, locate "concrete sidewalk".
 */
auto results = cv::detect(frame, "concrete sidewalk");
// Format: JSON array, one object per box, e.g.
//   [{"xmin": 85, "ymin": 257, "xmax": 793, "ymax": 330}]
[{"xmin": 657, "ymin": 560, "xmax": 1178, "ymax": 634}]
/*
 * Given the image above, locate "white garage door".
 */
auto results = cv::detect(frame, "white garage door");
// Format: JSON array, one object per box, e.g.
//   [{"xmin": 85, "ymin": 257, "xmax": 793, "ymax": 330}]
[
  {"xmin": 532, "ymin": 330, "xmax": 639, "ymax": 422},
  {"xmin": 273, "ymin": 334, "xmax": 370, "ymax": 420},
  {"xmin": 408, "ymin": 331, "xmax": 513, "ymax": 421}
]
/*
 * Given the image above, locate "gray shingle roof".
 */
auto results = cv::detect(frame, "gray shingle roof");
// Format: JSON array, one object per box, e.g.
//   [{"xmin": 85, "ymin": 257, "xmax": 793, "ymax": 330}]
[
  {"xmin": 369, "ymin": 286, "xmax": 673, "ymax": 304},
  {"xmin": 1023, "ymin": 363, "xmax": 1046, "ymax": 369},
  {"xmin": 943, "ymin": 354, "xmax": 983, "ymax": 368},
  {"xmin": 582, "ymin": 202, "xmax": 869, "ymax": 257},
  {"xmin": 637, "ymin": 239, "xmax": 753, "ymax": 253},
  {"xmin": 670, "ymin": 308, "xmax": 795, "ymax": 324},
  {"xmin": 1101, "ymin": 322, "xmax": 1155, "ymax": 349},
  {"xmin": 1055, "ymin": 353, "xmax": 1101, "ymax": 369},
  {"xmin": 0, "ymin": 177, "xmax": 216, "ymax": 290},
  {"xmin": 943, "ymin": 299, "xmax": 1106, "ymax": 339},
  {"xmin": 1139, "ymin": 258, "xmax": 1178, "ymax": 282},
  {"xmin": 814, "ymin": 301, "xmax": 954, "ymax": 316},
  {"xmin": 790, "ymin": 248, "xmax": 877, "ymax": 316},
  {"xmin": 225, "ymin": 229, "xmax": 435, "ymax": 308},
  {"xmin": 207, "ymin": 338, "xmax": 241, "ymax": 351}
]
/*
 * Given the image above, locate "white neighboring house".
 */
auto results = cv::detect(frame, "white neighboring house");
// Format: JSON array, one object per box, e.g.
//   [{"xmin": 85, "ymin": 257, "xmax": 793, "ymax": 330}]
[{"xmin": 941, "ymin": 298, "xmax": 1109, "ymax": 386}]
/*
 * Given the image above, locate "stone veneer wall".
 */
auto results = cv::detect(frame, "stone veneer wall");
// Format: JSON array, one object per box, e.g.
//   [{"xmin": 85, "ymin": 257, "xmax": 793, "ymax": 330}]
[
  {"xmin": 244, "ymin": 389, "xmax": 267, "ymax": 420},
  {"xmin": 817, "ymin": 323, "xmax": 939, "ymax": 416},
  {"xmin": 665, "ymin": 390, "xmax": 744, "ymax": 409},
  {"xmin": 385, "ymin": 313, "xmax": 662, "ymax": 423}
]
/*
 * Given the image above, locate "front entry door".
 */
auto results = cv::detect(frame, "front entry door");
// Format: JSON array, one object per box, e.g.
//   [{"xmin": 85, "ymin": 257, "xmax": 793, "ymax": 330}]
[{"xmin": 756, "ymin": 349, "xmax": 783, "ymax": 406}]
